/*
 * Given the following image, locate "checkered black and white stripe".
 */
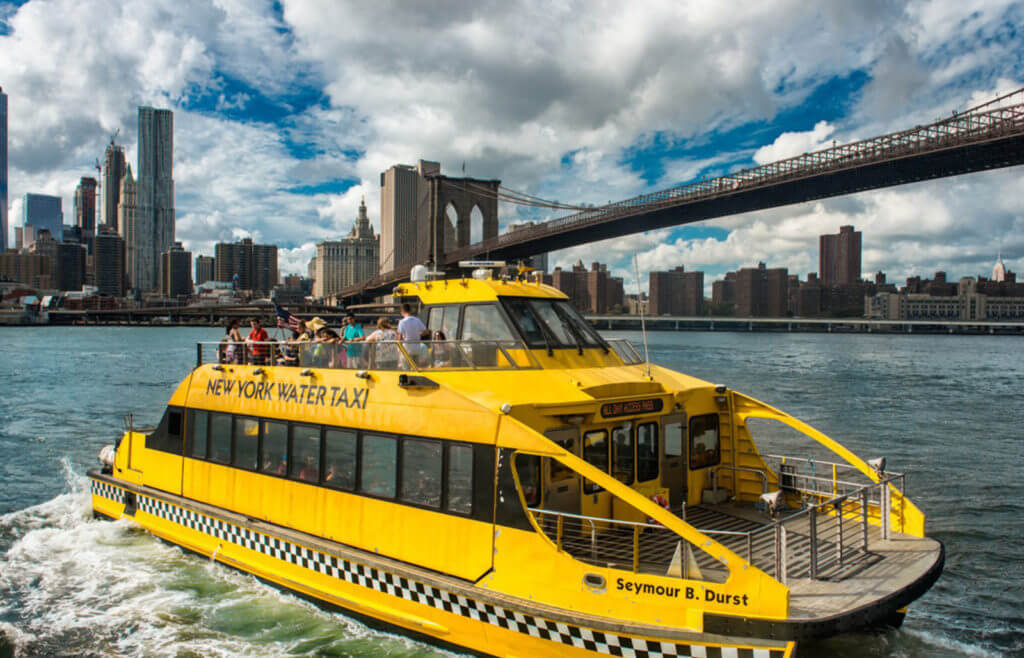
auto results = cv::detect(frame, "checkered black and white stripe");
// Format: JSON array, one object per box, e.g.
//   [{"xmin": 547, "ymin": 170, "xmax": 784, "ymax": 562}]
[
  {"xmin": 91, "ymin": 478, "xmax": 784, "ymax": 658},
  {"xmin": 90, "ymin": 479, "xmax": 124, "ymax": 503}
]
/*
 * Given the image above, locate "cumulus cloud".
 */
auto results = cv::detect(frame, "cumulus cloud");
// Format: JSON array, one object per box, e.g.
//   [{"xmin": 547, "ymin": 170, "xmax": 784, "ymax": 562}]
[{"xmin": 753, "ymin": 121, "xmax": 836, "ymax": 165}]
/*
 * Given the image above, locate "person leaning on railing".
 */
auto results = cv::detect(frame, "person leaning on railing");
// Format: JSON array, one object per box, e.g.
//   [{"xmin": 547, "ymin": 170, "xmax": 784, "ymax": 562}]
[
  {"xmin": 365, "ymin": 317, "xmax": 399, "ymax": 369},
  {"xmin": 222, "ymin": 318, "xmax": 243, "ymax": 364},
  {"xmin": 246, "ymin": 317, "xmax": 270, "ymax": 365}
]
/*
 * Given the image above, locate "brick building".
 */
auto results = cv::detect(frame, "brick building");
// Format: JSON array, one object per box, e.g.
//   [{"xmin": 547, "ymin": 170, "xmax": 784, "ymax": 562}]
[
  {"xmin": 649, "ymin": 266, "xmax": 704, "ymax": 316},
  {"xmin": 550, "ymin": 260, "xmax": 625, "ymax": 314}
]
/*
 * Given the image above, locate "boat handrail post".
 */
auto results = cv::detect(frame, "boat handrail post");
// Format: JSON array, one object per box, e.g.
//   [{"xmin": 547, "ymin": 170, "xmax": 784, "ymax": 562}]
[
  {"xmin": 773, "ymin": 524, "xmax": 782, "ymax": 581},
  {"xmin": 861, "ymin": 489, "xmax": 870, "ymax": 552},
  {"xmin": 196, "ymin": 342, "xmax": 202, "ymax": 368},
  {"xmin": 746, "ymin": 532, "xmax": 753, "ymax": 564},
  {"xmin": 780, "ymin": 525, "xmax": 788, "ymax": 584},
  {"xmin": 836, "ymin": 500, "xmax": 844, "ymax": 565},
  {"xmin": 632, "ymin": 525, "xmax": 641, "ymax": 573},
  {"xmin": 555, "ymin": 515, "xmax": 564, "ymax": 551},
  {"xmin": 881, "ymin": 479, "xmax": 891, "ymax": 540},
  {"xmin": 808, "ymin": 511, "xmax": 818, "ymax": 580},
  {"xmin": 589, "ymin": 519, "xmax": 597, "ymax": 561}
]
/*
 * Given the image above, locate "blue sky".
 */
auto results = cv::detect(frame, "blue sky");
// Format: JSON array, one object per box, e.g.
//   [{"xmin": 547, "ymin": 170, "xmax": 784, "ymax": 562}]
[{"xmin": 1, "ymin": 0, "xmax": 1023, "ymax": 292}]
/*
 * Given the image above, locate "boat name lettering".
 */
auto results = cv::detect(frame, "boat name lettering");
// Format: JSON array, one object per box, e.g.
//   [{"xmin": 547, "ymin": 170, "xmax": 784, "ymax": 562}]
[
  {"xmin": 615, "ymin": 578, "xmax": 749, "ymax": 606},
  {"xmin": 205, "ymin": 378, "xmax": 370, "ymax": 409},
  {"xmin": 601, "ymin": 398, "xmax": 663, "ymax": 418}
]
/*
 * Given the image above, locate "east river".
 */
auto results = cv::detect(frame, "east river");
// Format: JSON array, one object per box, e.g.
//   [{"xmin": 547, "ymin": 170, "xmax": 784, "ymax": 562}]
[{"xmin": 0, "ymin": 327, "xmax": 1021, "ymax": 657}]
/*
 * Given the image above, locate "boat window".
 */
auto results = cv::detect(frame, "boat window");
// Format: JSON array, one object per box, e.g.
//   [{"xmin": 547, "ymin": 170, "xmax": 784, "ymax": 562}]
[
  {"xmin": 446, "ymin": 444, "xmax": 473, "ymax": 514},
  {"xmin": 689, "ymin": 414, "xmax": 721, "ymax": 470},
  {"xmin": 547, "ymin": 431, "xmax": 577, "ymax": 482},
  {"xmin": 612, "ymin": 424, "xmax": 634, "ymax": 485},
  {"xmin": 528, "ymin": 300, "xmax": 573, "ymax": 345},
  {"xmin": 461, "ymin": 304, "xmax": 514, "ymax": 341},
  {"xmin": 233, "ymin": 417, "xmax": 259, "ymax": 471},
  {"xmin": 360, "ymin": 434, "xmax": 397, "ymax": 498},
  {"xmin": 582, "ymin": 430, "xmax": 609, "ymax": 493},
  {"xmin": 516, "ymin": 454, "xmax": 541, "ymax": 507},
  {"xmin": 427, "ymin": 305, "xmax": 460, "ymax": 339},
  {"xmin": 189, "ymin": 410, "xmax": 209, "ymax": 459},
  {"xmin": 323, "ymin": 429, "xmax": 357, "ymax": 490},
  {"xmin": 553, "ymin": 301, "xmax": 601, "ymax": 346},
  {"xmin": 400, "ymin": 439, "xmax": 443, "ymax": 508},
  {"xmin": 261, "ymin": 421, "xmax": 288, "ymax": 475},
  {"xmin": 665, "ymin": 419, "xmax": 683, "ymax": 458},
  {"xmin": 636, "ymin": 422, "xmax": 659, "ymax": 482},
  {"xmin": 208, "ymin": 413, "xmax": 232, "ymax": 464},
  {"xmin": 502, "ymin": 298, "xmax": 547, "ymax": 345},
  {"xmin": 290, "ymin": 425, "xmax": 321, "ymax": 482},
  {"xmin": 168, "ymin": 411, "xmax": 182, "ymax": 437}
]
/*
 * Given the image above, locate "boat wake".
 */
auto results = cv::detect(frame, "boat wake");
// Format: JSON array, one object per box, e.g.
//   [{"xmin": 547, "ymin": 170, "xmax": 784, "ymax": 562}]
[{"xmin": 0, "ymin": 460, "xmax": 456, "ymax": 657}]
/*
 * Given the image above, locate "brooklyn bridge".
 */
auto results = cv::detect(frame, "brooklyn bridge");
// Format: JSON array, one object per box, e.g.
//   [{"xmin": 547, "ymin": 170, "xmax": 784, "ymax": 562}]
[{"xmin": 338, "ymin": 87, "xmax": 1024, "ymax": 302}]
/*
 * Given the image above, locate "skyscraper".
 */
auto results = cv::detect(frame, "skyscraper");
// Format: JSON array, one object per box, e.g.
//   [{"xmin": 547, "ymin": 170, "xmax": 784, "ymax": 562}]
[
  {"xmin": 133, "ymin": 106, "xmax": 174, "ymax": 290},
  {"xmin": 313, "ymin": 198, "xmax": 380, "ymax": 298},
  {"xmin": 160, "ymin": 241, "xmax": 192, "ymax": 298},
  {"xmin": 819, "ymin": 225, "xmax": 862, "ymax": 286},
  {"xmin": 23, "ymin": 193, "xmax": 64, "ymax": 240},
  {"xmin": 0, "ymin": 86, "xmax": 7, "ymax": 252},
  {"xmin": 195, "ymin": 255, "xmax": 215, "ymax": 286},
  {"xmin": 215, "ymin": 238, "xmax": 278, "ymax": 294},
  {"xmin": 119, "ymin": 166, "xmax": 144, "ymax": 289},
  {"xmin": 649, "ymin": 266, "xmax": 704, "ymax": 316},
  {"xmin": 102, "ymin": 141, "xmax": 127, "ymax": 230},
  {"xmin": 73, "ymin": 177, "xmax": 98, "ymax": 235},
  {"xmin": 93, "ymin": 226, "xmax": 125, "ymax": 297}
]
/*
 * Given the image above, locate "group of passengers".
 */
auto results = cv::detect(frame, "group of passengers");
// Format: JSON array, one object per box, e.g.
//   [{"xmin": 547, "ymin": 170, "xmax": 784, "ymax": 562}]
[{"xmin": 217, "ymin": 304, "xmax": 452, "ymax": 369}]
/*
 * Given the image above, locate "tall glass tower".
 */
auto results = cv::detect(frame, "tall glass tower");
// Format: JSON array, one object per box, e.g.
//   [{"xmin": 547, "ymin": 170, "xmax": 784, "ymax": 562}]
[
  {"xmin": 132, "ymin": 106, "xmax": 174, "ymax": 290},
  {"xmin": 1, "ymin": 86, "xmax": 8, "ymax": 252}
]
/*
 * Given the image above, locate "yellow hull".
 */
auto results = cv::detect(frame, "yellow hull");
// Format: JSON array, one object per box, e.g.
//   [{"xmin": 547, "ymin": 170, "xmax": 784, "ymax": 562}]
[{"xmin": 91, "ymin": 476, "xmax": 794, "ymax": 658}]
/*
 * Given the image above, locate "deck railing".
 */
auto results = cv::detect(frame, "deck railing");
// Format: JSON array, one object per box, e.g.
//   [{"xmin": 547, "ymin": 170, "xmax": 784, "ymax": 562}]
[{"xmin": 197, "ymin": 340, "xmax": 540, "ymax": 371}]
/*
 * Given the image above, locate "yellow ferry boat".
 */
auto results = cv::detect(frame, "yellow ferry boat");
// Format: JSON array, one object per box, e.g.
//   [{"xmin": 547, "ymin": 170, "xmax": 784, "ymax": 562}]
[{"xmin": 89, "ymin": 270, "xmax": 943, "ymax": 657}]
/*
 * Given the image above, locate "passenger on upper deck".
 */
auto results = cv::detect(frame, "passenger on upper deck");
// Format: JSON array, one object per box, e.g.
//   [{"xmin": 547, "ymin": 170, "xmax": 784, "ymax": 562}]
[
  {"xmin": 222, "ymin": 319, "xmax": 243, "ymax": 364},
  {"xmin": 365, "ymin": 317, "xmax": 400, "ymax": 368},
  {"xmin": 342, "ymin": 313, "xmax": 365, "ymax": 366},
  {"xmin": 398, "ymin": 304, "xmax": 427, "ymax": 367},
  {"xmin": 247, "ymin": 318, "xmax": 270, "ymax": 365}
]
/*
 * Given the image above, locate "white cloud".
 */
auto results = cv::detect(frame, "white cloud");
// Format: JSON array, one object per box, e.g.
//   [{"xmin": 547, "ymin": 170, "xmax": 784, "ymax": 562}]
[{"xmin": 753, "ymin": 121, "xmax": 836, "ymax": 165}]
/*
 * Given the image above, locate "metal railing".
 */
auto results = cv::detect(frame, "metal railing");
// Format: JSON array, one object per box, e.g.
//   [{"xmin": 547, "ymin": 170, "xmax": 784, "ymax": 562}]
[
  {"xmin": 606, "ymin": 338, "xmax": 645, "ymax": 365},
  {"xmin": 197, "ymin": 340, "xmax": 540, "ymax": 371}
]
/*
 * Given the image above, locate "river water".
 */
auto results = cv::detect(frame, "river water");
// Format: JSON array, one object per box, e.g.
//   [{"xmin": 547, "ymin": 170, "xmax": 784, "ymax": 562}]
[{"xmin": 0, "ymin": 327, "xmax": 1020, "ymax": 657}]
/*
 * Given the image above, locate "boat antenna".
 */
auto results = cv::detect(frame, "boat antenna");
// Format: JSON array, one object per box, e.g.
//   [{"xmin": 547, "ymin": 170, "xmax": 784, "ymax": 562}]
[{"xmin": 632, "ymin": 254, "xmax": 651, "ymax": 377}]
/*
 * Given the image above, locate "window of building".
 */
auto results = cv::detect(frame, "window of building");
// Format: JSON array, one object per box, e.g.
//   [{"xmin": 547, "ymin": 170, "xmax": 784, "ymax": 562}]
[
  {"xmin": 400, "ymin": 439, "xmax": 443, "ymax": 508},
  {"xmin": 461, "ymin": 304, "xmax": 514, "ymax": 341},
  {"xmin": 261, "ymin": 421, "xmax": 288, "ymax": 475},
  {"xmin": 233, "ymin": 417, "xmax": 259, "ymax": 470},
  {"xmin": 189, "ymin": 410, "xmax": 209, "ymax": 459},
  {"xmin": 323, "ymin": 429, "xmax": 357, "ymax": 490},
  {"xmin": 636, "ymin": 422, "xmax": 659, "ymax": 482},
  {"xmin": 612, "ymin": 425, "xmax": 634, "ymax": 484},
  {"xmin": 360, "ymin": 434, "xmax": 396, "ymax": 498},
  {"xmin": 290, "ymin": 424, "xmax": 321, "ymax": 482},
  {"xmin": 582, "ymin": 430, "xmax": 609, "ymax": 493},
  {"xmin": 689, "ymin": 414, "xmax": 721, "ymax": 470},
  {"xmin": 208, "ymin": 413, "xmax": 233, "ymax": 464},
  {"xmin": 447, "ymin": 444, "xmax": 473, "ymax": 514}
]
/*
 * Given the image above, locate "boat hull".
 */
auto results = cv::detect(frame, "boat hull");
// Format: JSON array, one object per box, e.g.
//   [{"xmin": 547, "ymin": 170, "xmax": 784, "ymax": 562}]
[{"xmin": 89, "ymin": 472, "xmax": 794, "ymax": 658}]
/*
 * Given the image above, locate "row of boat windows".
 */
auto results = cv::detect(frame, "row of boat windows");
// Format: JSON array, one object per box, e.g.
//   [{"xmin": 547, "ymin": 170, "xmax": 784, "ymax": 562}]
[
  {"xmin": 186, "ymin": 410, "xmax": 474, "ymax": 515},
  {"xmin": 419, "ymin": 299, "xmax": 606, "ymax": 350}
]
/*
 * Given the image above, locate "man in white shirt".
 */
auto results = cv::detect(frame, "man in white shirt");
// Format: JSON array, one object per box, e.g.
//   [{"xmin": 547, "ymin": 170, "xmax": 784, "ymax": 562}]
[{"xmin": 397, "ymin": 303, "xmax": 427, "ymax": 342}]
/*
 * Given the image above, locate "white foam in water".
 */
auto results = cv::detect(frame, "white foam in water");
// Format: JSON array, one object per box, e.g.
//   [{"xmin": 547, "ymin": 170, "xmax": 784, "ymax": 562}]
[{"xmin": 0, "ymin": 464, "xmax": 458, "ymax": 657}]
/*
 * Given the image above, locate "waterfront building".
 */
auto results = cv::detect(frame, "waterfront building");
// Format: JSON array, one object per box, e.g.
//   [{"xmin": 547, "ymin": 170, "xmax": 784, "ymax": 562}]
[
  {"xmin": 649, "ymin": 266, "xmax": 704, "ymax": 316},
  {"xmin": 31, "ymin": 229, "xmax": 84, "ymax": 291},
  {"xmin": 0, "ymin": 250, "xmax": 51, "ymax": 289},
  {"xmin": 215, "ymin": 237, "xmax": 278, "ymax": 294},
  {"xmin": 734, "ymin": 262, "xmax": 788, "ymax": 317},
  {"xmin": 133, "ymin": 106, "xmax": 175, "ymax": 291},
  {"xmin": 195, "ymin": 255, "xmax": 215, "ymax": 286},
  {"xmin": 93, "ymin": 226, "xmax": 125, "ymax": 297},
  {"xmin": 73, "ymin": 177, "xmax": 98, "ymax": 236},
  {"xmin": 550, "ymin": 260, "xmax": 625, "ymax": 314},
  {"xmin": 819, "ymin": 225, "xmax": 861, "ymax": 286},
  {"xmin": 711, "ymin": 272, "xmax": 736, "ymax": 307},
  {"xmin": 23, "ymin": 193, "xmax": 63, "ymax": 241},
  {"xmin": 0, "ymin": 86, "xmax": 7, "ymax": 251},
  {"xmin": 313, "ymin": 198, "xmax": 379, "ymax": 298},
  {"xmin": 160, "ymin": 241, "xmax": 192, "ymax": 299},
  {"xmin": 102, "ymin": 141, "xmax": 127, "ymax": 230},
  {"xmin": 505, "ymin": 221, "xmax": 549, "ymax": 272}
]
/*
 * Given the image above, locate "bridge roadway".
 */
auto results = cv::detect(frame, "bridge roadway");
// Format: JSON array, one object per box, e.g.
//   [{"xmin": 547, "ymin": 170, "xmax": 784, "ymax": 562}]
[
  {"xmin": 586, "ymin": 314, "xmax": 1024, "ymax": 335},
  {"xmin": 338, "ymin": 88, "xmax": 1024, "ymax": 302}
]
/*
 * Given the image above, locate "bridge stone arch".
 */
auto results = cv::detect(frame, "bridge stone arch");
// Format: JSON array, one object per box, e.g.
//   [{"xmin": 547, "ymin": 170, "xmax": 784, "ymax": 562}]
[{"xmin": 428, "ymin": 174, "xmax": 500, "ymax": 261}]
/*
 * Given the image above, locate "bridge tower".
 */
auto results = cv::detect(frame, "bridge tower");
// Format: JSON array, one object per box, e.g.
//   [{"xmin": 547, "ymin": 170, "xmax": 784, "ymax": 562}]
[{"xmin": 426, "ymin": 172, "xmax": 500, "ymax": 266}]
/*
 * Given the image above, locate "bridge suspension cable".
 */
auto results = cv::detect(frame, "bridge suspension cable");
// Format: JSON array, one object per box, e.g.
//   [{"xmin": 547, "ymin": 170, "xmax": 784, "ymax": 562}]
[{"xmin": 441, "ymin": 178, "xmax": 594, "ymax": 212}]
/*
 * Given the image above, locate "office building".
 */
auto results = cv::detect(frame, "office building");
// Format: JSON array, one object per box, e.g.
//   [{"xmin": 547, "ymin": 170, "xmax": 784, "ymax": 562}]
[
  {"xmin": 31, "ymin": 229, "xmax": 84, "ymax": 291},
  {"xmin": 649, "ymin": 266, "xmax": 704, "ymax": 316},
  {"xmin": 160, "ymin": 241, "xmax": 192, "ymax": 299},
  {"xmin": 313, "ymin": 198, "xmax": 380, "ymax": 298},
  {"xmin": 132, "ymin": 107, "xmax": 175, "ymax": 290},
  {"xmin": 102, "ymin": 141, "xmax": 127, "ymax": 230},
  {"xmin": 93, "ymin": 226, "xmax": 125, "ymax": 296},
  {"xmin": 215, "ymin": 237, "xmax": 278, "ymax": 294},
  {"xmin": 0, "ymin": 86, "xmax": 7, "ymax": 252},
  {"xmin": 120, "ymin": 165, "xmax": 145, "ymax": 289},
  {"xmin": 550, "ymin": 261, "xmax": 625, "ymax": 314},
  {"xmin": 73, "ymin": 177, "xmax": 98, "ymax": 235},
  {"xmin": 23, "ymin": 193, "xmax": 63, "ymax": 241},
  {"xmin": 819, "ymin": 225, "xmax": 861, "ymax": 285},
  {"xmin": 734, "ymin": 262, "xmax": 788, "ymax": 317},
  {"xmin": 195, "ymin": 255, "xmax": 215, "ymax": 286},
  {"xmin": 0, "ymin": 251, "xmax": 51, "ymax": 289}
]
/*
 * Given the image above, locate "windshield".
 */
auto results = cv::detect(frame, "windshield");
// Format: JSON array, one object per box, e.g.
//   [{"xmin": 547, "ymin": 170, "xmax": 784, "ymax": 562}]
[{"xmin": 501, "ymin": 297, "xmax": 604, "ymax": 349}]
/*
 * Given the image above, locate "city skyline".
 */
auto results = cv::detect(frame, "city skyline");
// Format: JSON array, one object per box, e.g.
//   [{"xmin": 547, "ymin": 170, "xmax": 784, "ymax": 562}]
[{"xmin": 0, "ymin": 2, "xmax": 1023, "ymax": 291}]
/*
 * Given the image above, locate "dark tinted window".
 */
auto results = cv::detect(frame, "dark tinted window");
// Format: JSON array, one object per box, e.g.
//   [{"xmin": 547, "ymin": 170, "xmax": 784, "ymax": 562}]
[
  {"xmin": 582, "ymin": 430, "xmax": 608, "ymax": 493},
  {"xmin": 690, "ymin": 414, "xmax": 721, "ymax": 470},
  {"xmin": 360, "ymin": 434, "xmax": 396, "ymax": 498},
  {"xmin": 447, "ymin": 444, "xmax": 473, "ymax": 514},
  {"xmin": 290, "ymin": 425, "xmax": 321, "ymax": 482},
  {"xmin": 636, "ymin": 423, "xmax": 659, "ymax": 482},
  {"xmin": 502, "ymin": 298, "xmax": 547, "ymax": 345},
  {"xmin": 233, "ymin": 417, "xmax": 259, "ymax": 470},
  {"xmin": 612, "ymin": 425, "xmax": 633, "ymax": 484},
  {"xmin": 323, "ymin": 429, "xmax": 357, "ymax": 490},
  {"xmin": 209, "ymin": 413, "xmax": 232, "ymax": 464},
  {"xmin": 190, "ymin": 410, "xmax": 209, "ymax": 458},
  {"xmin": 529, "ymin": 300, "xmax": 573, "ymax": 344},
  {"xmin": 168, "ymin": 411, "xmax": 182, "ymax": 436},
  {"xmin": 401, "ymin": 439, "xmax": 442, "ymax": 508},
  {"xmin": 554, "ymin": 301, "xmax": 601, "ymax": 346},
  {"xmin": 261, "ymin": 421, "xmax": 288, "ymax": 474}
]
